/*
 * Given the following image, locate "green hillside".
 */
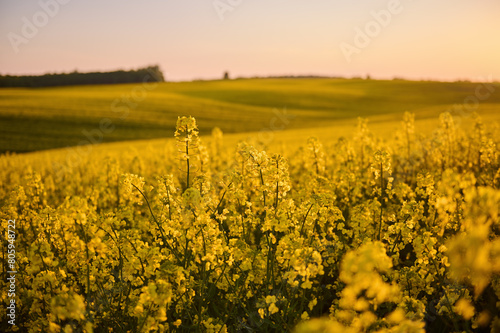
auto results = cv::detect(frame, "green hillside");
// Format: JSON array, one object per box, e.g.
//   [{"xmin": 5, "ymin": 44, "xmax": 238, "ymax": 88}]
[{"xmin": 0, "ymin": 78, "xmax": 499, "ymax": 153}]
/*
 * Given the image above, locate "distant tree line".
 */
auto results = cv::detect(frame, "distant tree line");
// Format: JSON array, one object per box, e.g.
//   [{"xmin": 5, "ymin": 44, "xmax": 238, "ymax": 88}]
[{"xmin": 0, "ymin": 65, "xmax": 165, "ymax": 88}]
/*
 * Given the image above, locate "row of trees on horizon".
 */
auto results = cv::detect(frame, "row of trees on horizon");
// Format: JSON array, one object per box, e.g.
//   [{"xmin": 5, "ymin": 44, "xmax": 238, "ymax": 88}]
[
  {"xmin": 0, "ymin": 67, "xmax": 492, "ymax": 87},
  {"xmin": 0, "ymin": 65, "xmax": 165, "ymax": 88}
]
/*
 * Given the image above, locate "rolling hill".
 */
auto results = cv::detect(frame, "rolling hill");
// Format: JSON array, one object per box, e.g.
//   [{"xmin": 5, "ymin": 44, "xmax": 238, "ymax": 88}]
[{"xmin": 0, "ymin": 78, "xmax": 499, "ymax": 153}]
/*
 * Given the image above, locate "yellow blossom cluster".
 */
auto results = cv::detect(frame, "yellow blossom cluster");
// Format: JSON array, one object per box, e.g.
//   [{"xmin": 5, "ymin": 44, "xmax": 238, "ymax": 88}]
[{"xmin": 0, "ymin": 112, "xmax": 499, "ymax": 332}]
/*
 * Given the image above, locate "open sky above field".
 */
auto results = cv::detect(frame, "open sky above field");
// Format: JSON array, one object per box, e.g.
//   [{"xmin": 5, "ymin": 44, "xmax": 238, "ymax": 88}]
[{"xmin": 0, "ymin": 0, "xmax": 499, "ymax": 82}]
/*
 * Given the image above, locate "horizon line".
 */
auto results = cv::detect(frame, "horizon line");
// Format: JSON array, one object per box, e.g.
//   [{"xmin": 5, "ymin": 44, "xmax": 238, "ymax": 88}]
[{"xmin": 0, "ymin": 68, "xmax": 497, "ymax": 85}]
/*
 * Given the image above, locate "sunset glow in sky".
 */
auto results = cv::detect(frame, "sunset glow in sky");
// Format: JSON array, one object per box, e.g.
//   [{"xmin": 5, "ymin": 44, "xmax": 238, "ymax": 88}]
[{"xmin": 0, "ymin": 0, "xmax": 499, "ymax": 81}]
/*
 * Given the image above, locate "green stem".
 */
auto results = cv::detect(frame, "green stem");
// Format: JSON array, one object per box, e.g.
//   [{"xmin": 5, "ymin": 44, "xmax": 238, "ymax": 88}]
[
  {"xmin": 76, "ymin": 220, "xmax": 91, "ymax": 309},
  {"xmin": 132, "ymin": 184, "xmax": 182, "ymax": 264},
  {"xmin": 259, "ymin": 168, "xmax": 266, "ymax": 206},
  {"xmin": 378, "ymin": 162, "xmax": 384, "ymax": 241},
  {"xmin": 300, "ymin": 203, "xmax": 314, "ymax": 236},
  {"xmin": 424, "ymin": 244, "xmax": 464, "ymax": 333},
  {"xmin": 186, "ymin": 132, "xmax": 190, "ymax": 189},
  {"xmin": 274, "ymin": 158, "xmax": 280, "ymax": 209}
]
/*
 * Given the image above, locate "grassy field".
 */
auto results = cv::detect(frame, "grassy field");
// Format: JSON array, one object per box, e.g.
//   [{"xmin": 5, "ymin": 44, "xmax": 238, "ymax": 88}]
[{"xmin": 0, "ymin": 78, "xmax": 499, "ymax": 153}]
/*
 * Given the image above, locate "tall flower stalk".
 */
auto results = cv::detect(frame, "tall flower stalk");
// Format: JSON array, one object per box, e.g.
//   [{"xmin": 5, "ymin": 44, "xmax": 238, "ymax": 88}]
[{"xmin": 174, "ymin": 116, "xmax": 200, "ymax": 190}]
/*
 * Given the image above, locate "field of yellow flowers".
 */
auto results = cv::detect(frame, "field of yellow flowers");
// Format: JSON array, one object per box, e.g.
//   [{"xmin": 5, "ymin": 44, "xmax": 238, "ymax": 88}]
[{"xmin": 1, "ymin": 112, "xmax": 500, "ymax": 332}]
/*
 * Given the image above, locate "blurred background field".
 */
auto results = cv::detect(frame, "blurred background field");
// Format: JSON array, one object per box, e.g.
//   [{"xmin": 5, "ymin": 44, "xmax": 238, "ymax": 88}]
[{"xmin": 1, "ymin": 77, "xmax": 499, "ymax": 154}]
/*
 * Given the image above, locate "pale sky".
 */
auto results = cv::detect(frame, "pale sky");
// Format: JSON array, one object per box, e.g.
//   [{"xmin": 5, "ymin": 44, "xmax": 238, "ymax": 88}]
[{"xmin": 0, "ymin": 0, "xmax": 499, "ymax": 81}]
